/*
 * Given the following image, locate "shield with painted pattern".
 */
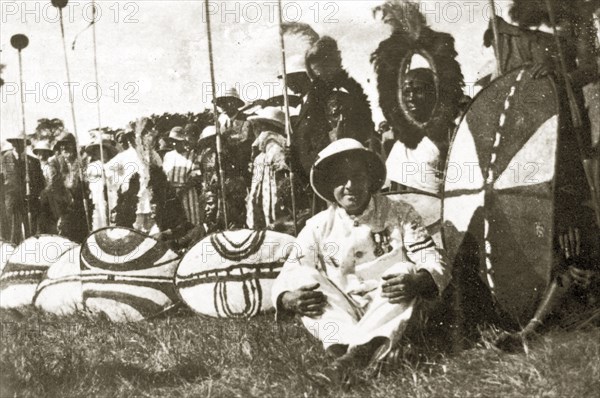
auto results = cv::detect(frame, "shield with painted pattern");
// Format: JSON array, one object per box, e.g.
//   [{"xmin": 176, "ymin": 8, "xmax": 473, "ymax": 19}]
[
  {"xmin": 34, "ymin": 245, "xmax": 83, "ymax": 316},
  {"xmin": 80, "ymin": 227, "xmax": 181, "ymax": 322},
  {"xmin": 442, "ymin": 67, "xmax": 569, "ymax": 325},
  {"xmin": 0, "ymin": 235, "xmax": 77, "ymax": 309},
  {"xmin": 175, "ymin": 229, "xmax": 296, "ymax": 318}
]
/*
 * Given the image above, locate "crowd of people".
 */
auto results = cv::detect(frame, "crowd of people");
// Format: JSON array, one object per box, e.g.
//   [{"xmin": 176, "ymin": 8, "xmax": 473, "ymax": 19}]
[{"xmin": 1, "ymin": 0, "xmax": 599, "ymax": 383}]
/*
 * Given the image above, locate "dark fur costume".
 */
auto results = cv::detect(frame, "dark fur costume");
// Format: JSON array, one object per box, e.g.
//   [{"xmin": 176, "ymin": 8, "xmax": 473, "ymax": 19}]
[
  {"xmin": 371, "ymin": 0, "xmax": 464, "ymax": 150},
  {"xmin": 508, "ymin": 0, "xmax": 599, "ymax": 28},
  {"xmin": 281, "ymin": 23, "xmax": 374, "ymax": 180}
]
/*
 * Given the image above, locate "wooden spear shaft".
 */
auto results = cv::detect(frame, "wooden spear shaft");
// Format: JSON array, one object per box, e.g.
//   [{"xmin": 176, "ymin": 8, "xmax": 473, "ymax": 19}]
[
  {"xmin": 277, "ymin": 0, "xmax": 298, "ymax": 236},
  {"xmin": 16, "ymin": 48, "xmax": 33, "ymax": 236},
  {"xmin": 204, "ymin": 0, "xmax": 229, "ymax": 227},
  {"xmin": 91, "ymin": 0, "xmax": 109, "ymax": 224},
  {"xmin": 59, "ymin": 8, "xmax": 92, "ymax": 232}
]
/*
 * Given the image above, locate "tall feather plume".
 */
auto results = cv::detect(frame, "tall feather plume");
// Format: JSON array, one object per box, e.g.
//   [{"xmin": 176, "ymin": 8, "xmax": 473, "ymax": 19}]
[
  {"xmin": 281, "ymin": 22, "xmax": 320, "ymax": 45},
  {"xmin": 373, "ymin": 0, "xmax": 427, "ymax": 40}
]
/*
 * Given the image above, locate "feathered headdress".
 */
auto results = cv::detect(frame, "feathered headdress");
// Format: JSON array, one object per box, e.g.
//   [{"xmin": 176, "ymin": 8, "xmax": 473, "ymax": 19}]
[
  {"xmin": 371, "ymin": 0, "xmax": 464, "ymax": 149},
  {"xmin": 281, "ymin": 22, "xmax": 342, "ymax": 80}
]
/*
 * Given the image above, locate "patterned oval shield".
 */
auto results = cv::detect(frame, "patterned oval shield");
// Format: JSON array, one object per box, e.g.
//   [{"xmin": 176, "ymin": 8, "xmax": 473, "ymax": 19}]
[
  {"xmin": 0, "ymin": 235, "xmax": 77, "ymax": 309},
  {"xmin": 443, "ymin": 67, "xmax": 560, "ymax": 324},
  {"xmin": 80, "ymin": 227, "xmax": 181, "ymax": 322},
  {"xmin": 175, "ymin": 229, "xmax": 296, "ymax": 318},
  {"xmin": 34, "ymin": 245, "xmax": 83, "ymax": 316}
]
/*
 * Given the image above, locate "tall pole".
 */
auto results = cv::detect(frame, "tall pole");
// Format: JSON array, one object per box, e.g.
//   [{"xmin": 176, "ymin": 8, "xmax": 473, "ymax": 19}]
[
  {"xmin": 53, "ymin": 0, "xmax": 92, "ymax": 231},
  {"xmin": 90, "ymin": 0, "xmax": 109, "ymax": 224},
  {"xmin": 204, "ymin": 0, "xmax": 229, "ymax": 227},
  {"xmin": 10, "ymin": 34, "xmax": 33, "ymax": 236},
  {"xmin": 277, "ymin": 0, "xmax": 298, "ymax": 235},
  {"xmin": 488, "ymin": 0, "xmax": 503, "ymax": 76}
]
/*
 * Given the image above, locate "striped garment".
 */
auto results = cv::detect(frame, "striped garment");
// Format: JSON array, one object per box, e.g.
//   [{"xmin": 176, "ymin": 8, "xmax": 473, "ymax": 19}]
[
  {"xmin": 246, "ymin": 132, "xmax": 288, "ymax": 229},
  {"xmin": 162, "ymin": 149, "xmax": 202, "ymax": 225}
]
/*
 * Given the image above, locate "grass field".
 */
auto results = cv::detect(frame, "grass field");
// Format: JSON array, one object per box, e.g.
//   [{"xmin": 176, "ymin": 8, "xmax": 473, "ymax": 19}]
[{"xmin": 1, "ymin": 306, "xmax": 599, "ymax": 398}]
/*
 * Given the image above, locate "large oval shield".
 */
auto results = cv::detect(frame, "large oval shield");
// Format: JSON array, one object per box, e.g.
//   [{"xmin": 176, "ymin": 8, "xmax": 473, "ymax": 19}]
[
  {"xmin": 0, "ymin": 235, "xmax": 77, "ymax": 309},
  {"xmin": 443, "ymin": 67, "xmax": 560, "ymax": 324},
  {"xmin": 80, "ymin": 227, "xmax": 181, "ymax": 322},
  {"xmin": 176, "ymin": 229, "xmax": 296, "ymax": 318},
  {"xmin": 34, "ymin": 245, "xmax": 83, "ymax": 316}
]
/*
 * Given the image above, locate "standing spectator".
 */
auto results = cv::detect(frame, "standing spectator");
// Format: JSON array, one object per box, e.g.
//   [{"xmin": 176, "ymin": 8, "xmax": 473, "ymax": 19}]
[
  {"xmin": 162, "ymin": 126, "xmax": 202, "ymax": 226},
  {"xmin": 1, "ymin": 134, "xmax": 45, "ymax": 243}
]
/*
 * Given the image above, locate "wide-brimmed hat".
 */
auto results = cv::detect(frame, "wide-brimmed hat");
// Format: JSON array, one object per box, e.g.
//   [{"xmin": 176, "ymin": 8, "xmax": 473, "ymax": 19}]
[
  {"xmin": 53, "ymin": 132, "xmax": 77, "ymax": 151},
  {"xmin": 168, "ymin": 126, "xmax": 186, "ymax": 142},
  {"xmin": 215, "ymin": 86, "xmax": 245, "ymax": 109},
  {"xmin": 247, "ymin": 107, "xmax": 285, "ymax": 129},
  {"xmin": 84, "ymin": 135, "xmax": 119, "ymax": 160},
  {"xmin": 6, "ymin": 131, "xmax": 32, "ymax": 146},
  {"xmin": 277, "ymin": 54, "xmax": 308, "ymax": 79},
  {"xmin": 33, "ymin": 140, "xmax": 53, "ymax": 156},
  {"xmin": 199, "ymin": 126, "xmax": 216, "ymax": 141},
  {"xmin": 310, "ymin": 138, "xmax": 386, "ymax": 202}
]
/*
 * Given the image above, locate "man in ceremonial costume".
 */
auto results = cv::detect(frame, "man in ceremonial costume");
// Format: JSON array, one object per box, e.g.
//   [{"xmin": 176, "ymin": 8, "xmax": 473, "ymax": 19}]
[
  {"xmin": 1, "ymin": 135, "xmax": 45, "ymax": 244},
  {"xmin": 272, "ymin": 139, "xmax": 450, "ymax": 381},
  {"xmin": 162, "ymin": 126, "xmax": 202, "ymax": 226},
  {"xmin": 281, "ymin": 24, "xmax": 374, "ymax": 186},
  {"xmin": 371, "ymin": 1, "xmax": 465, "ymax": 195}
]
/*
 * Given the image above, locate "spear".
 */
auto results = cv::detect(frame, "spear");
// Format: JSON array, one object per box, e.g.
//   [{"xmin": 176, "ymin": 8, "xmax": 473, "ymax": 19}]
[
  {"xmin": 10, "ymin": 34, "xmax": 33, "ymax": 237},
  {"xmin": 90, "ymin": 0, "xmax": 110, "ymax": 224},
  {"xmin": 277, "ymin": 0, "xmax": 298, "ymax": 236},
  {"xmin": 52, "ymin": 0, "xmax": 92, "ymax": 232},
  {"xmin": 204, "ymin": 0, "xmax": 229, "ymax": 227},
  {"xmin": 544, "ymin": 0, "xmax": 599, "ymax": 227}
]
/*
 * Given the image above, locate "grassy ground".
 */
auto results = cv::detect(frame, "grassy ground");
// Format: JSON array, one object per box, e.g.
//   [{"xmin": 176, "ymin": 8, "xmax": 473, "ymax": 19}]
[{"xmin": 1, "ymin": 307, "xmax": 599, "ymax": 398}]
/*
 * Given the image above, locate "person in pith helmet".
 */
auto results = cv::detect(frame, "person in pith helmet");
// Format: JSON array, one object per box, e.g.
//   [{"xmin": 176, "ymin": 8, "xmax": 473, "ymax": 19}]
[{"xmin": 272, "ymin": 139, "xmax": 450, "ymax": 384}]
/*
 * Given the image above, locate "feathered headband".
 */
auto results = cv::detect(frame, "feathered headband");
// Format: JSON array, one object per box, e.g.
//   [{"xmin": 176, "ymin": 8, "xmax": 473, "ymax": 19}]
[{"xmin": 371, "ymin": 0, "xmax": 464, "ymax": 148}]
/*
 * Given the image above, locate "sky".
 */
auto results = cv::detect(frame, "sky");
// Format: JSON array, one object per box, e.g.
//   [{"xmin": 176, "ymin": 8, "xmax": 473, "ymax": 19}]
[{"xmin": 1, "ymin": 0, "xmax": 514, "ymax": 145}]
